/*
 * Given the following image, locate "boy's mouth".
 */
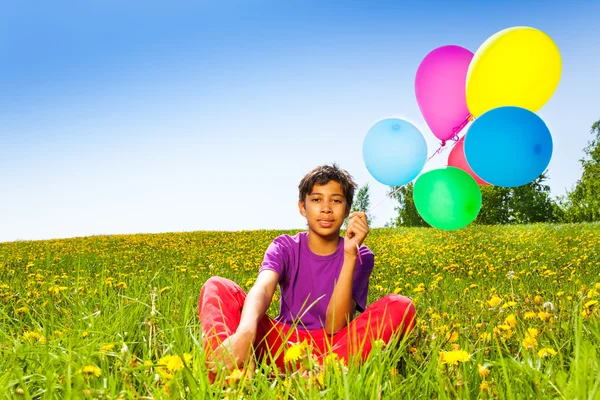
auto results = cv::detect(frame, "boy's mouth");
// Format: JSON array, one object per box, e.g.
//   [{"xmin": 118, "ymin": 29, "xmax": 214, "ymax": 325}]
[{"xmin": 318, "ymin": 220, "xmax": 334, "ymax": 228}]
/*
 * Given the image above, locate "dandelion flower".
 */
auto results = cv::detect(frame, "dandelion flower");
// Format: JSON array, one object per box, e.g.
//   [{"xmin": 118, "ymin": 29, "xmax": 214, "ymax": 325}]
[
  {"xmin": 584, "ymin": 300, "xmax": 598, "ymax": 308},
  {"xmin": 480, "ymin": 380, "xmax": 489, "ymax": 391},
  {"xmin": 439, "ymin": 350, "xmax": 470, "ymax": 366},
  {"xmin": 284, "ymin": 340, "xmax": 307, "ymax": 363},
  {"xmin": 446, "ymin": 331, "xmax": 459, "ymax": 343},
  {"xmin": 505, "ymin": 314, "xmax": 517, "ymax": 328},
  {"xmin": 524, "ymin": 311, "xmax": 536, "ymax": 320},
  {"xmin": 538, "ymin": 348, "xmax": 557, "ymax": 358},
  {"xmin": 79, "ymin": 365, "xmax": 101, "ymax": 378},
  {"xmin": 522, "ymin": 328, "xmax": 539, "ymax": 349},
  {"xmin": 478, "ymin": 364, "xmax": 490, "ymax": 377},
  {"xmin": 487, "ymin": 295, "xmax": 501, "ymax": 308}
]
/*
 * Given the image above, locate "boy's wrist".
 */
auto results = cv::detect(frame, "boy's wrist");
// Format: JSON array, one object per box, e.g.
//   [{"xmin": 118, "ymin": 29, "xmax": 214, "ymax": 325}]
[
  {"xmin": 236, "ymin": 323, "xmax": 257, "ymax": 338},
  {"xmin": 343, "ymin": 250, "xmax": 358, "ymax": 260}
]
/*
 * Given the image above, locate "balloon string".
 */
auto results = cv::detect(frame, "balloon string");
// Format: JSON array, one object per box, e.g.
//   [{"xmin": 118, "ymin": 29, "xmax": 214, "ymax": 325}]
[{"xmin": 364, "ymin": 114, "xmax": 475, "ymax": 217}]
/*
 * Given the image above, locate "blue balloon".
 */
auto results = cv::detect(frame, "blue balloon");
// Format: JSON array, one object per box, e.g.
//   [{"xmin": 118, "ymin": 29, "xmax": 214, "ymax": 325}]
[
  {"xmin": 362, "ymin": 118, "xmax": 428, "ymax": 186},
  {"xmin": 464, "ymin": 106, "xmax": 553, "ymax": 188}
]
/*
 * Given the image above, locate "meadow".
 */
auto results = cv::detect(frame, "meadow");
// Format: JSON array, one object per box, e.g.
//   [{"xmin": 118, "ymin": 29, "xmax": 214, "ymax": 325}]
[{"xmin": 0, "ymin": 223, "xmax": 599, "ymax": 399}]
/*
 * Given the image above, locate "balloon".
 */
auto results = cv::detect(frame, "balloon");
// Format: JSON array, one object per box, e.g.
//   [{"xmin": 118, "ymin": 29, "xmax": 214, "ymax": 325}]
[
  {"xmin": 447, "ymin": 135, "xmax": 490, "ymax": 186},
  {"xmin": 362, "ymin": 118, "xmax": 428, "ymax": 186},
  {"xmin": 464, "ymin": 106, "xmax": 553, "ymax": 188},
  {"xmin": 415, "ymin": 45, "xmax": 474, "ymax": 141},
  {"xmin": 466, "ymin": 26, "xmax": 562, "ymax": 117},
  {"xmin": 413, "ymin": 167, "xmax": 482, "ymax": 230}
]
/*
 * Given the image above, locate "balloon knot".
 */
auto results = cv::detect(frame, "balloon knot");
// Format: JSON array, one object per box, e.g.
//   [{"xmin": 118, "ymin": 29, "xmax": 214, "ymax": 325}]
[
  {"xmin": 468, "ymin": 114, "xmax": 474, "ymax": 122},
  {"xmin": 441, "ymin": 140, "xmax": 446, "ymax": 147}
]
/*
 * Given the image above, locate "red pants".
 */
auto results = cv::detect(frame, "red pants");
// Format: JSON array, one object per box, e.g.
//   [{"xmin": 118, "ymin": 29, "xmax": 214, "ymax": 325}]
[{"xmin": 198, "ymin": 276, "xmax": 416, "ymax": 371}]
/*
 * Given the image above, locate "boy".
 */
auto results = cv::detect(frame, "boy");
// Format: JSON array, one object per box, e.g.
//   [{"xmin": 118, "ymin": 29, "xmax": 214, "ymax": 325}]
[{"xmin": 198, "ymin": 164, "xmax": 415, "ymax": 376}]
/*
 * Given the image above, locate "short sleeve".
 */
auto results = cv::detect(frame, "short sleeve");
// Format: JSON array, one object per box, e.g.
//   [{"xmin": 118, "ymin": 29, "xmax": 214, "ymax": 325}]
[
  {"xmin": 258, "ymin": 235, "xmax": 289, "ymax": 282},
  {"xmin": 352, "ymin": 246, "xmax": 375, "ymax": 313}
]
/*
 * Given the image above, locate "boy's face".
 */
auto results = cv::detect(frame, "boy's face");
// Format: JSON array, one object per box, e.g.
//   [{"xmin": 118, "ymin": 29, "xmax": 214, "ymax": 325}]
[{"xmin": 298, "ymin": 180, "xmax": 349, "ymax": 238}]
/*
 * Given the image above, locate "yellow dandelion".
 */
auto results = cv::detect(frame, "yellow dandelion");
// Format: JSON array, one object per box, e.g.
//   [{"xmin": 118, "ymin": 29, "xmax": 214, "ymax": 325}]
[
  {"xmin": 596, "ymin": 283, "xmax": 600, "ymax": 291},
  {"xmin": 522, "ymin": 328, "xmax": 539, "ymax": 349},
  {"xmin": 538, "ymin": 348, "xmax": 557, "ymax": 358},
  {"xmin": 115, "ymin": 282, "xmax": 127, "ymax": 289},
  {"xmin": 284, "ymin": 340, "xmax": 307, "ymax": 363},
  {"xmin": 534, "ymin": 295, "xmax": 543, "ymax": 304},
  {"xmin": 524, "ymin": 311, "xmax": 536, "ymax": 320},
  {"xmin": 157, "ymin": 354, "xmax": 185, "ymax": 380},
  {"xmin": 99, "ymin": 344, "xmax": 115, "ymax": 353},
  {"xmin": 487, "ymin": 295, "xmax": 501, "ymax": 308},
  {"xmin": 480, "ymin": 380, "xmax": 490, "ymax": 391},
  {"xmin": 584, "ymin": 300, "xmax": 598, "ymax": 308},
  {"xmin": 79, "ymin": 365, "xmax": 101, "ymax": 378},
  {"xmin": 82, "ymin": 331, "xmax": 89, "ymax": 338},
  {"xmin": 439, "ymin": 350, "xmax": 470, "ymax": 366},
  {"xmin": 228, "ymin": 368, "xmax": 244, "ymax": 382},
  {"xmin": 538, "ymin": 311, "xmax": 552, "ymax": 321},
  {"xmin": 478, "ymin": 364, "xmax": 490, "ymax": 377},
  {"xmin": 446, "ymin": 331, "xmax": 459, "ymax": 343},
  {"xmin": 413, "ymin": 283, "xmax": 425, "ymax": 294},
  {"xmin": 505, "ymin": 314, "xmax": 517, "ymax": 328}
]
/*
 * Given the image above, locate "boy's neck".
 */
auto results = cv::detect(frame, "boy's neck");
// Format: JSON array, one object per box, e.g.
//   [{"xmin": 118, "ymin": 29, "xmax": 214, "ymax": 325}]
[{"xmin": 306, "ymin": 231, "xmax": 340, "ymax": 256}]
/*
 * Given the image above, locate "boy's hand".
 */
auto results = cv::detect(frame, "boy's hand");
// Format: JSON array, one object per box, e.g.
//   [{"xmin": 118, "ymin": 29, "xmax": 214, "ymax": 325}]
[
  {"xmin": 344, "ymin": 212, "xmax": 370, "ymax": 256},
  {"xmin": 205, "ymin": 331, "xmax": 254, "ymax": 374}
]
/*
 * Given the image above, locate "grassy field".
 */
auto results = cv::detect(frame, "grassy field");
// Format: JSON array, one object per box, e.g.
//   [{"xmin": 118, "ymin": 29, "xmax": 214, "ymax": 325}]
[{"xmin": 1, "ymin": 223, "xmax": 599, "ymax": 399}]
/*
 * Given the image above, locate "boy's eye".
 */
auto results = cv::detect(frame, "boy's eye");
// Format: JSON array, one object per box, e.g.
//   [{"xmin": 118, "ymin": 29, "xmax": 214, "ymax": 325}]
[
  {"xmin": 333, "ymin": 199, "xmax": 342, "ymax": 203},
  {"xmin": 311, "ymin": 198, "xmax": 320, "ymax": 202}
]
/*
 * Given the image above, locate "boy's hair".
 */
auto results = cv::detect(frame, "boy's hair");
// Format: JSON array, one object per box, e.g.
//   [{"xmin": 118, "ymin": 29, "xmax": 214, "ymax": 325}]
[{"xmin": 298, "ymin": 163, "xmax": 358, "ymax": 212}]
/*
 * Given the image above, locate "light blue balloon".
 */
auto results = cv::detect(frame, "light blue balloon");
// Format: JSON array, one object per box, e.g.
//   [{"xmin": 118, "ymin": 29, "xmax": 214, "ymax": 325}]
[
  {"xmin": 464, "ymin": 106, "xmax": 553, "ymax": 188},
  {"xmin": 362, "ymin": 118, "xmax": 428, "ymax": 186}
]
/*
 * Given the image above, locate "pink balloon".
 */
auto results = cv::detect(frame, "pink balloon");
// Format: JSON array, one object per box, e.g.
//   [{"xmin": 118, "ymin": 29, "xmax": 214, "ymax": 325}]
[
  {"xmin": 448, "ymin": 136, "xmax": 490, "ymax": 186},
  {"xmin": 415, "ymin": 45, "xmax": 474, "ymax": 142}
]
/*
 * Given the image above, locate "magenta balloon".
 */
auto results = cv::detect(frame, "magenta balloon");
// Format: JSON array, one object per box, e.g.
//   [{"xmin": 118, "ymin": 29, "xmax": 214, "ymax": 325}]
[{"xmin": 415, "ymin": 45, "xmax": 474, "ymax": 142}]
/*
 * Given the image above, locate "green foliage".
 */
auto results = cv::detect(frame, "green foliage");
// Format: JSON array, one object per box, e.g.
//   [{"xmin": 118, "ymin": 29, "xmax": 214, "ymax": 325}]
[
  {"xmin": 390, "ymin": 172, "xmax": 557, "ymax": 227},
  {"xmin": 388, "ymin": 183, "xmax": 427, "ymax": 227},
  {"xmin": 560, "ymin": 119, "xmax": 600, "ymax": 222},
  {"xmin": 346, "ymin": 183, "xmax": 374, "ymax": 227},
  {"xmin": 476, "ymin": 171, "xmax": 558, "ymax": 225}
]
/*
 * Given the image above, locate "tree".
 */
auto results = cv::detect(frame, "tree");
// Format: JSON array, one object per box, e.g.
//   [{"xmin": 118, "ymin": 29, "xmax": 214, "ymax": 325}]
[
  {"xmin": 508, "ymin": 172, "xmax": 557, "ymax": 224},
  {"xmin": 345, "ymin": 183, "xmax": 374, "ymax": 227},
  {"xmin": 476, "ymin": 185, "xmax": 511, "ymax": 225},
  {"xmin": 560, "ymin": 119, "xmax": 600, "ymax": 222},
  {"xmin": 475, "ymin": 171, "xmax": 557, "ymax": 225},
  {"xmin": 388, "ymin": 183, "xmax": 428, "ymax": 227},
  {"xmin": 390, "ymin": 172, "xmax": 557, "ymax": 227}
]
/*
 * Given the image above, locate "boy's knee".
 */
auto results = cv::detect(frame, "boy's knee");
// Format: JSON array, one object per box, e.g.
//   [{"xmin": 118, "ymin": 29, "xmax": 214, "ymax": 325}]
[
  {"xmin": 382, "ymin": 294, "xmax": 416, "ymax": 328},
  {"xmin": 201, "ymin": 276, "xmax": 233, "ymax": 291}
]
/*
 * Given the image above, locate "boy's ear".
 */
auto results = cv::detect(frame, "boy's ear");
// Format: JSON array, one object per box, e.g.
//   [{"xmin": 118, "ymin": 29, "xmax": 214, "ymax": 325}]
[{"xmin": 298, "ymin": 199, "xmax": 307, "ymax": 217}]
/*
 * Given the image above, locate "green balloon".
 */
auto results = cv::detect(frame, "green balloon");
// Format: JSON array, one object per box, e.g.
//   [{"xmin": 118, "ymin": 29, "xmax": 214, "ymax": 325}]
[{"xmin": 414, "ymin": 166, "xmax": 482, "ymax": 230}]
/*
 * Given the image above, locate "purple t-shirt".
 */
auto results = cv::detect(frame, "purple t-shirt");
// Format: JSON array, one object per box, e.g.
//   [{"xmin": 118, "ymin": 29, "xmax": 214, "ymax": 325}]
[{"xmin": 258, "ymin": 231, "xmax": 375, "ymax": 330}]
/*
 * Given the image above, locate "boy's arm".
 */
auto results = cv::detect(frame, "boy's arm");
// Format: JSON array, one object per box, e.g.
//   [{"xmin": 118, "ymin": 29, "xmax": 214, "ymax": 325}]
[
  {"xmin": 206, "ymin": 270, "xmax": 278, "ymax": 372},
  {"xmin": 325, "ymin": 253, "xmax": 359, "ymax": 334},
  {"xmin": 325, "ymin": 212, "xmax": 370, "ymax": 334},
  {"xmin": 237, "ymin": 269, "xmax": 279, "ymax": 337}
]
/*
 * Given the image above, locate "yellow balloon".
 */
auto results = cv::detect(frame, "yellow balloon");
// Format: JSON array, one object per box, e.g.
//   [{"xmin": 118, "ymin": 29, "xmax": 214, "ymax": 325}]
[{"xmin": 466, "ymin": 26, "xmax": 562, "ymax": 117}]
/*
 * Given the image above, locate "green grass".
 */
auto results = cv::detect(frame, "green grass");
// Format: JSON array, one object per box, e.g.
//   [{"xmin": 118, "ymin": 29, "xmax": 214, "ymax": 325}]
[{"xmin": 0, "ymin": 222, "xmax": 599, "ymax": 399}]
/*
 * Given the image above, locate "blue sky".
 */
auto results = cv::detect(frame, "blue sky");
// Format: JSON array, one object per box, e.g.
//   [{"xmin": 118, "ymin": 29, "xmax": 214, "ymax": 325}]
[{"xmin": 1, "ymin": 1, "xmax": 599, "ymax": 242}]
